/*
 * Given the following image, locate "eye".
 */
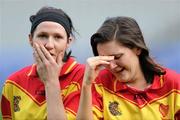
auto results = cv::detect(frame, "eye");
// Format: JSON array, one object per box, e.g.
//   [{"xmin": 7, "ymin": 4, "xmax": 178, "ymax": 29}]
[
  {"xmin": 38, "ymin": 34, "xmax": 48, "ymax": 39},
  {"xmin": 114, "ymin": 54, "xmax": 123, "ymax": 60},
  {"xmin": 54, "ymin": 35, "xmax": 62, "ymax": 39}
]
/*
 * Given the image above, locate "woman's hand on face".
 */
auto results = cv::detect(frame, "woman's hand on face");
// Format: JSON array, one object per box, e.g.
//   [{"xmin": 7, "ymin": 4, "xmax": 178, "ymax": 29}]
[
  {"xmin": 33, "ymin": 42, "xmax": 64, "ymax": 84},
  {"xmin": 84, "ymin": 56, "xmax": 114, "ymax": 85}
]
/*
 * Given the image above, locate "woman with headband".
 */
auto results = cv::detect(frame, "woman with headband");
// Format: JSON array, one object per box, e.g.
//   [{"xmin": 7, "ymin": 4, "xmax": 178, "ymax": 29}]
[{"xmin": 1, "ymin": 6, "xmax": 84, "ymax": 120}]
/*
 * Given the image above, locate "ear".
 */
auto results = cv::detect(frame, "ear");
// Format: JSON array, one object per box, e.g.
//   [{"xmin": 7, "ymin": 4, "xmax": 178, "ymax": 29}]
[
  {"xmin": 134, "ymin": 48, "xmax": 142, "ymax": 56},
  {"xmin": 29, "ymin": 34, "xmax": 33, "ymax": 47},
  {"xmin": 66, "ymin": 36, "xmax": 73, "ymax": 48}
]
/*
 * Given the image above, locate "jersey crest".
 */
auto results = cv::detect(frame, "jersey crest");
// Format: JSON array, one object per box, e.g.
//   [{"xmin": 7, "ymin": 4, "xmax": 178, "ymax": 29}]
[
  {"xmin": 14, "ymin": 96, "xmax": 21, "ymax": 112},
  {"xmin": 108, "ymin": 101, "xmax": 121, "ymax": 116}
]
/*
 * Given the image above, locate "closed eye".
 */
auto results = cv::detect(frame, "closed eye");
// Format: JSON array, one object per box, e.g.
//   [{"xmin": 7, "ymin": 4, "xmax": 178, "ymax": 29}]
[{"xmin": 114, "ymin": 53, "xmax": 123, "ymax": 60}]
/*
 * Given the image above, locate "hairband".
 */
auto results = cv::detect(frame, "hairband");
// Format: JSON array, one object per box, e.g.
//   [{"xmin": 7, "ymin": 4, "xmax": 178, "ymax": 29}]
[{"xmin": 30, "ymin": 11, "xmax": 71, "ymax": 36}]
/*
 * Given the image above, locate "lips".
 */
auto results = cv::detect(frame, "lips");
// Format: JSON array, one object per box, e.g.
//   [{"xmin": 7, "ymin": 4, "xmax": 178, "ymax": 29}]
[
  {"xmin": 50, "ymin": 53, "xmax": 55, "ymax": 56},
  {"xmin": 113, "ymin": 67, "xmax": 125, "ymax": 74},
  {"xmin": 49, "ymin": 53, "xmax": 56, "ymax": 59},
  {"xmin": 49, "ymin": 52, "xmax": 55, "ymax": 56}
]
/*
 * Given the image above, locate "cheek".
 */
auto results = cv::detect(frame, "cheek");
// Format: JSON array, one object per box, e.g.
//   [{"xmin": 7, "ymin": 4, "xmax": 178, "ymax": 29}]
[
  {"xmin": 55, "ymin": 42, "xmax": 68, "ymax": 52},
  {"xmin": 32, "ymin": 39, "xmax": 46, "ymax": 45}
]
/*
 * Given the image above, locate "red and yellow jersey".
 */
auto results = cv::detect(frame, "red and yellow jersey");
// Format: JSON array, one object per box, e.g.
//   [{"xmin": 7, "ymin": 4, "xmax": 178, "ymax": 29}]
[
  {"xmin": 92, "ymin": 68, "xmax": 180, "ymax": 120},
  {"xmin": 1, "ymin": 57, "xmax": 85, "ymax": 120}
]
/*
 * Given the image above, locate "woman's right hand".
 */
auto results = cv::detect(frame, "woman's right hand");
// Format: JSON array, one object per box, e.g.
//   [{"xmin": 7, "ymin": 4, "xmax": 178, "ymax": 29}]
[
  {"xmin": 33, "ymin": 42, "xmax": 64, "ymax": 85},
  {"xmin": 83, "ymin": 56, "xmax": 114, "ymax": 86}
]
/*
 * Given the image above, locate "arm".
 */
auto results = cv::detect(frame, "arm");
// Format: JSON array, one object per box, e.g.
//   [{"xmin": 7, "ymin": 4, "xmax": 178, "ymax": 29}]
[
  {"xmin": 76, "ymin": 56, "xmax": 114, "ymax": 120},
  {"xmin": 33, "ymin": 43, "xmax": 67, "ymax": 120}
]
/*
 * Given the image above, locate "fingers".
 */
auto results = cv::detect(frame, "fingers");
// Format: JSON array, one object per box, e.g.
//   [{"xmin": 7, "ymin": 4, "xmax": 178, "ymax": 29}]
[
  {"xmin": 87, "ymin": 56, "xmax": 114, "ymax": 69},
  {"xmin": 83, "ymin": 56, "xmax": 114, "ymax": 85},
  {"xmin": 33, "ymin": 45, "xmax": 42, "ymax": 65},
  {"xmin": 39, "ymin": 43, "xmax": 54, "ymax": 62},
  {"xmin": 33, "ymin": 42, "xmax": 55, "ymax": 64}
]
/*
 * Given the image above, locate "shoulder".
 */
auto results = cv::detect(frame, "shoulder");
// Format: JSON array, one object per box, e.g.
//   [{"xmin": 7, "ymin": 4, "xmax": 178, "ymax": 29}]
[
  {"xmin": 164, "ymin": 68, "xmax": 180, "ymax": 81},
  {"xmin": 163, "ymin": 68, "xmax": 180, "ymax": 88},
  {"xmin": 71, "ymin": 63, "xmax": 85, "ymax": 77},
  {"xmin": 95, "ymin": 69, "xmax": 115, "ymax": 90},
  {"xmin": 7, "ymin": 65, "xmax": 33, "ymax": 82},
  {"xmin": 74, "ymin": 63, "xmax": 85, "ymax": 72}
]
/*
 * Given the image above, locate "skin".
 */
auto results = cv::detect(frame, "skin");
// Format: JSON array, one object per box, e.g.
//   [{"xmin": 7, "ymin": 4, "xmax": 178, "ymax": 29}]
[
  {"xmin": 77, "ymin": 40, "xmax": 149, "ymax": 120},
  {"xmin": 29, "ymin": 21, "xmax": 72, "ymax": 120},
  {"xmin": 97, "ymin": 40, "xmax": 148, "ymax": 89}
]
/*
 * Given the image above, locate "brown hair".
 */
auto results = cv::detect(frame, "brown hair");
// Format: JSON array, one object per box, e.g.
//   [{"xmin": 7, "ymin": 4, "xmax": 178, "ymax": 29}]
[{"xmin": 91, "ymin": 16, "xmax": 165, "ymax": 83}]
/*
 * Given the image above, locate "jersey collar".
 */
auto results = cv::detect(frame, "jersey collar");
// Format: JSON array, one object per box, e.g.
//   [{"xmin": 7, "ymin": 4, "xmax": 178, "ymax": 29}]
[
  {"xmin": 115, "ymin": 75, "xmax": 164, "ymax": 93},
  {"xmin": 27, "ymin": 57, "xmax": 77, "ymax": 77}
]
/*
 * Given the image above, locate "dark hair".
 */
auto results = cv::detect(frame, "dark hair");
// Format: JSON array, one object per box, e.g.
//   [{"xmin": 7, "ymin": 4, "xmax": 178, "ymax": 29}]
[
  {"xmin": 91, "ymin": 16, "xmax": 165, "ymax": 83},
  {"xmin": 29, "ymin": 6, "xmax": 76, "ymax": 61}
]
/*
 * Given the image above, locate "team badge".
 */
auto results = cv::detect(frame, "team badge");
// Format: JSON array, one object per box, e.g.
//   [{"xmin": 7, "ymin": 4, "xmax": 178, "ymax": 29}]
[
  {"xmin": 159, "ymin": 103, "xmax": 169, "ymax": 117},
  {"xmin": 108, "ymin": 101, "xmax": 121, "ymax": 116},
  {"xmin": 14, "ymin": 96, "xmax": 21, "ymax": 112}
]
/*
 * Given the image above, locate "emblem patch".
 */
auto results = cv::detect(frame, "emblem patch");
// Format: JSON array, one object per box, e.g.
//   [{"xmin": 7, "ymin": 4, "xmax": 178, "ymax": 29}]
[
  {"xmin": 14, "ymin": 96, "xmax": 21, "ymax": 112},
  {"xmin": 159, "ymin": 103, "xmax": 169, "ymax": 117},
  {"xmin": 108, "ymin": 101, "xmax": 121, "ymax": 116}
]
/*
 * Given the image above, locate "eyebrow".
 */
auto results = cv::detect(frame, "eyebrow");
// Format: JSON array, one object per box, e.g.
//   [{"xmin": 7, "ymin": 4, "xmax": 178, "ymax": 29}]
[
  {"xmin": 109, "ymin": 53, "xmax": 123, "ymax": 56},
  {"xmin": 37, "ymin": 31, "xmax": 48, "ymax": 34}
]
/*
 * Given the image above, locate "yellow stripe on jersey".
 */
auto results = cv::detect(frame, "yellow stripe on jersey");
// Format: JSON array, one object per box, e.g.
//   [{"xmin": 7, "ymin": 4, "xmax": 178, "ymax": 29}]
[
  {"xmin": 27, "ymin": 64, "xmax": 35, "ymax": 76},
  {"xmin": 62, "ymin": 82, "xmax": 80, "ymax": 100},
  {"xmin": 66, "ymin": 107, "xmax": 76, "ymax": 118},
  {"xmin": 64, "ymin": 61, "xmax": 77, "ymax": 74},
  {"xmin": 92, "ymin": 106, "xmax": 103, "ymax": 120},
  {"xmin": 113, "ymin": 80, "xmax": 117, "ymax": 92}
]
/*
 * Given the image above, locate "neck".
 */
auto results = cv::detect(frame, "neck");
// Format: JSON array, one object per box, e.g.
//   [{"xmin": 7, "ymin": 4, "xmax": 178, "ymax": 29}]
[{"xmin": 127, "ymin": 68, "xmax": 150, "ymax": 90}]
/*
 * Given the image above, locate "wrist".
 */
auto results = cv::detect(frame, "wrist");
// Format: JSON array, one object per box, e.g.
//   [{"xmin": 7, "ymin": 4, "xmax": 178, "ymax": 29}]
[{"xmin": 44, "ymin": 79, "xmax": 60, "ymax": 88}]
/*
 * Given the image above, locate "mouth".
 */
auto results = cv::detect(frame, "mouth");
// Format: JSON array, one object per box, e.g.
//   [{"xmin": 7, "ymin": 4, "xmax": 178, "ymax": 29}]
[
  {"xmin": 50, "ymin": 53, "xmax": 54, "ymax": 56},
  {"xmin": 49, "ymin": 52, "xmax": 55, "ymax": 56},
  {"xmin": 49, "ymin": 53, "xmax": 56, "ymax": 58}
]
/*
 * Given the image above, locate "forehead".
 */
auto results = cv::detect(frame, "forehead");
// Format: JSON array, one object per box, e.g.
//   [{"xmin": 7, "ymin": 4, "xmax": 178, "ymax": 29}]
[
  {"xmin": 35, "ymin": 21, "xmax": 66, "ymax": 34},
  {"xmin": 97, "ymin": 40, "xmax": 126, "ymax": 55}
]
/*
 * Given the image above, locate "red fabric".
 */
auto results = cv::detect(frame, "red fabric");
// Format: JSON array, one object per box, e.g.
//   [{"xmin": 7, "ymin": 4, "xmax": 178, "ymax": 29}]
[{"xmin": 1, "ymin": 95, "xmax": 12, "ymax": 119}]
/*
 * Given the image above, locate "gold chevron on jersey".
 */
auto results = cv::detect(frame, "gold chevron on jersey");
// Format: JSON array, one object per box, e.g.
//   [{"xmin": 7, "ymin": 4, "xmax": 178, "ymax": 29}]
[
  {"xmin": 61, "ymin": 81, "xmax": 80, "ymax": 100},
  {"xmin": 5, "ymin": 80, "xmax": 45, "ymax": 106}
]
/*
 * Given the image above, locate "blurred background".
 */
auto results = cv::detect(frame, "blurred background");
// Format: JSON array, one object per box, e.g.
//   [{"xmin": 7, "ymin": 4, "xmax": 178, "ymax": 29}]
[
  {"xmin": 0, "ymin": 0, "xmax": 180, "ymax": 94},
  {"xmin": 0, "ymin": 0, "xmax": 180, "ymax": 119}
]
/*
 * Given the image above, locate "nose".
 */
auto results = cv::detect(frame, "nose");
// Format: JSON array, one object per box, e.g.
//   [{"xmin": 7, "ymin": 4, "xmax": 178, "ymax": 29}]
[
  {"xmin": 109, "ymin": 60, "xmax": 118, "ymax": 69},
  {"xmin": 44, "ymin": 37, "xmax": 54, "ymax": 50}
]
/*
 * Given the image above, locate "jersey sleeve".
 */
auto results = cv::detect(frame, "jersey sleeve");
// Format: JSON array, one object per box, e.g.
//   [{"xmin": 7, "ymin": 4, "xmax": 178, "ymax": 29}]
[
  {"xmin": 1, "ymin": 80, "xmax": 14, "ymax": 120},
  {"xmin": 174, "ymin": 72, "xmax": 180, "ymax": 119},
  {"xmin": 165, "ymin": 69, "xmax": 180, "ymax": 119}
]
